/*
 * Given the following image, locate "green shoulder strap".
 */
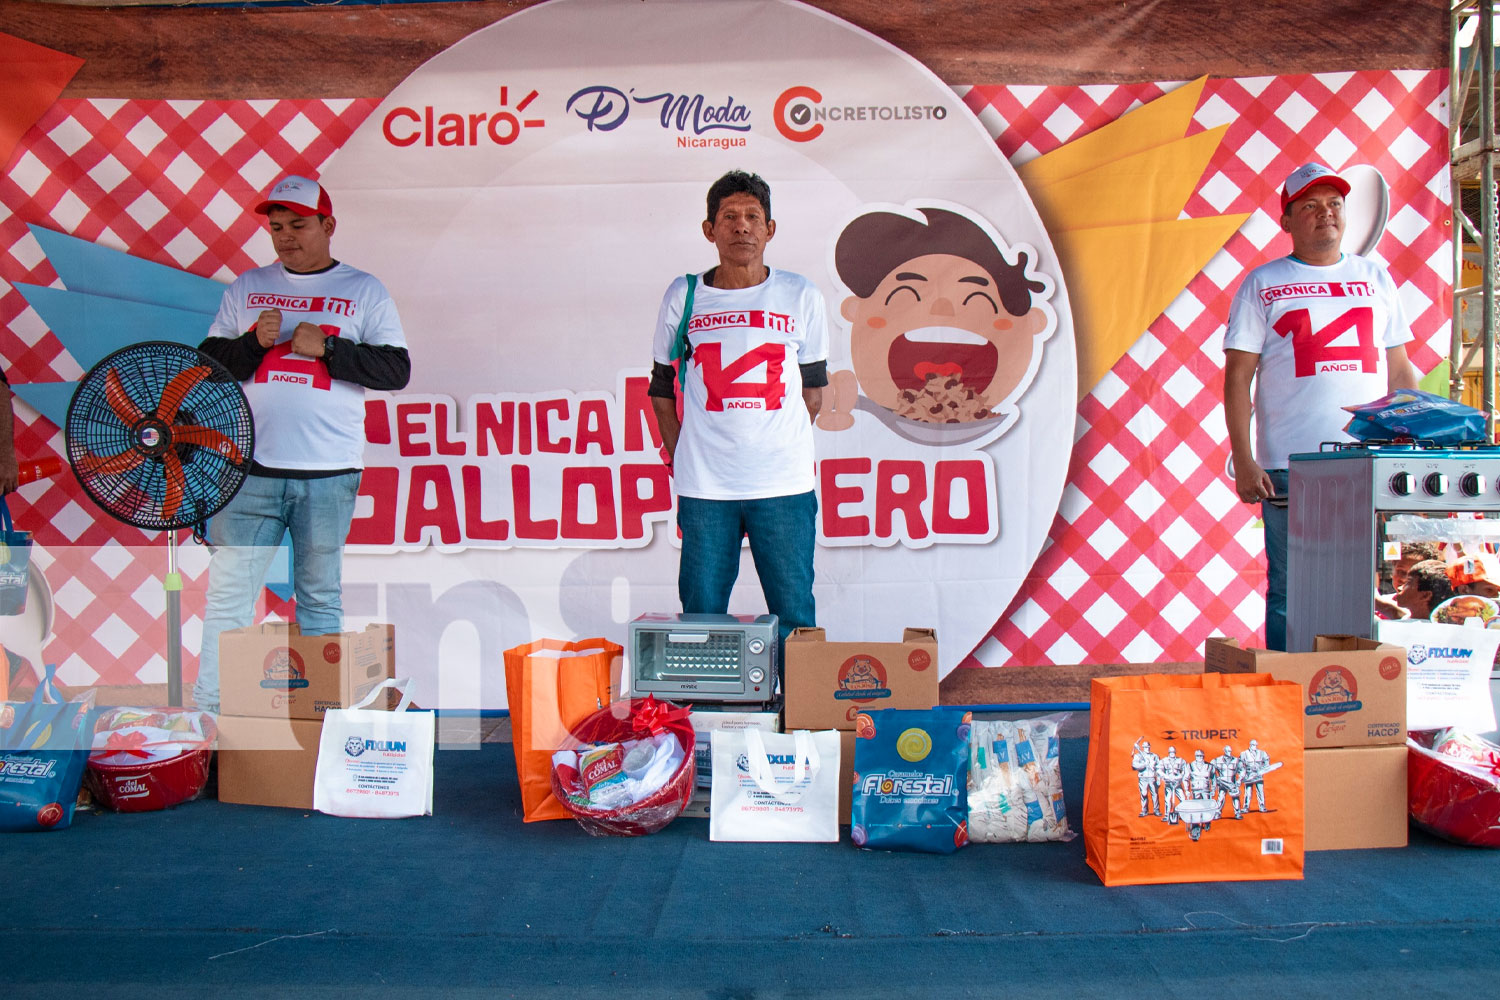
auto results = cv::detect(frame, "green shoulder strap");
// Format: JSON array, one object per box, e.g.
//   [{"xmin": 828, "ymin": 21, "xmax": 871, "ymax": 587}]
[{"xmin": 669, "ymin": 273, "xmax": 697, "ymax": 390}]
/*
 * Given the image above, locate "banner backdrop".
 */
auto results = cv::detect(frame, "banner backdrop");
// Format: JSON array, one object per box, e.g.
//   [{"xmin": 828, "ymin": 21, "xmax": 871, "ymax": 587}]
[{"xmin": 0, "ymin": 0, "xmax": 1451, "ymax": 709}]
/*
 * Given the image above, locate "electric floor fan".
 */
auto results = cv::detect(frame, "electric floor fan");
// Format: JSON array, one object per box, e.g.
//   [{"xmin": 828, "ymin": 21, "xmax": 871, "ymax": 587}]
[{"xmin": 65, "ymin": 341, "xmax": 254, "ymax": 705}]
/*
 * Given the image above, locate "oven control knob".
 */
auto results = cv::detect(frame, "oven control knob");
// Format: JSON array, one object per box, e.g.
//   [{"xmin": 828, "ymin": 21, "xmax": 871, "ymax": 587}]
[
  {"xmin": 1424, "ymin": 472, "xmax": 1449, "ymax": 497},
  {"xmin": 1389, "ymin": 472, "xmax": 1415, "ymax": 496},
  {"xmin": 748, "ymin": 667, "xmax": 765, "ymax": 684},
  {"xmin": 747, "ymin": 637, "xmax": 765, "ymax": 655},
  {"xmin": 1461, "ymin": 472, "xmax": 1487, "ymax": 497}
]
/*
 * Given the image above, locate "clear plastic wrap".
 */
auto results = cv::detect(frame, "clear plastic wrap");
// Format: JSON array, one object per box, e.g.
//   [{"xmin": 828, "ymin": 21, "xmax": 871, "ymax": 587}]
[
  {"xmin": 1407, "ymin": 728, "xmax": 1500, "ymax": 847},
  {"xmin": 966, "ymin": 713, "xmax": 1074, "ymax": 843},
  {"xmin": 85, "ymin": 707, "xmax": 217, "ymax": 813},
  {"xmin": 548, "ymin": 697, "xmax": 696, "ymax": 837}
]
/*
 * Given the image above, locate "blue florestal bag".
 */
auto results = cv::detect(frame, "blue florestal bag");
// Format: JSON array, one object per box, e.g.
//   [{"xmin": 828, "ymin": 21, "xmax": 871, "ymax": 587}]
[
  {"xmin": 1, "ymin": 664, "xmax": 96, "ymax": 832},
  {"xmin": 1343, "ymin": 389, "xmax": 1486, "ymax": 445},
  {"xmin": 850, "ymin": 707, "xmax": 971, "ymax": 854}
]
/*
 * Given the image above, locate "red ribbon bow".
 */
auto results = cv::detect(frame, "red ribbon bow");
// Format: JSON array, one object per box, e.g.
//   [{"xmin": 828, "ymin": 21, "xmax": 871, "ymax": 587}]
[
  {"xmin": 102, "ymin": 730, "xmax": 152, "ymax": 758},
  {"xmin": 631, "ymin": 695, "xmax": 691, "ymax": 737}
]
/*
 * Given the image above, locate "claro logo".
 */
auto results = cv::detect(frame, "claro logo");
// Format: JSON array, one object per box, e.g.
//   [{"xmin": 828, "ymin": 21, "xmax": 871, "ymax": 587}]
[{"xmin": 383, "ymin": 87, "xmax": 545, "ymax": 148}]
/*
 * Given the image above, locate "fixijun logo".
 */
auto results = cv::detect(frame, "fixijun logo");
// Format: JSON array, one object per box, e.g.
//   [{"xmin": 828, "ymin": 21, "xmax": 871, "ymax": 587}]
[
  {"xmin": 382, "ymin": 86, "xmax": 545, "ymax": 147},
  {"xmin": 565, "ymin": 85, "xmax": 751, "ymax": 149},
  {"xmin": 734, "ymin": 752, "xmax": 797, "ymax": 773},
  {"xmin": 344, "ymin": 738, "xmax": 407, "ymax": 757},
  {"xmin": 1406, "ymin": 644, "xmax": 1472, "ymax": 665},
  {"xmin": 773, "ymin": 85, "xmax": 948, "ymax": 142},
  {"xmin": 1306, "ymin": 665, "xmax": 1362, "ymax": 718}
]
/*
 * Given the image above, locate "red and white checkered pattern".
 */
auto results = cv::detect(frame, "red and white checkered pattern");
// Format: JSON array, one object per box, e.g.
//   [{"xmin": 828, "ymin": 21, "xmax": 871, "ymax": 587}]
[
  {"xmin": 0, "ymin": 73, "xmax": 1450, "ymax": 685},
  {"xmin": 0, "ymin": 98, "xmax": 378, "ymax": 686},
  {"xmin": 958, "ymin": 71, "xmax": 1452, "ymax": 667}
]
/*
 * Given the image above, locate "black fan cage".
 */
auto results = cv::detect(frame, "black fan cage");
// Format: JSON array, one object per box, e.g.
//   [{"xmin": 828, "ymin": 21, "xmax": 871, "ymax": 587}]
[{"xmin": 65, "ymin": 341, "xmax": 255, "ymax": 531}]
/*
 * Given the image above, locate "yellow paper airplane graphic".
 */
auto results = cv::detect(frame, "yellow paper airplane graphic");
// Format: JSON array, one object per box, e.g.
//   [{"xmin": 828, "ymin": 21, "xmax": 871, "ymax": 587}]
[{"xmin": 1016, "ymin": 77, "xmax": 1249, "ymax": 399}]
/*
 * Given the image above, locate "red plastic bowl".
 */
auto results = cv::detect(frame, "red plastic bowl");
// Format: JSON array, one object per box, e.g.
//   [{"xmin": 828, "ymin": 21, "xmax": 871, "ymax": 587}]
[
  {"xmin": 86, "ymin": 746, "xmax": 214, "ymax": 813},
  {"xmin": 549, "ymin": 698, "xmax": 696, "ymax": 836}
]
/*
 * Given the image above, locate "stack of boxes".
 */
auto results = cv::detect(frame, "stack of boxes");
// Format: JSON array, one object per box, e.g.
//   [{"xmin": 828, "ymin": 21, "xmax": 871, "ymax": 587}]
[
  {"xmin": 783, "ymin": 626, "xmax": 941, "ymax": 822},
  {"xmin": 216, "ymin": 623, "xmax": 395, "ymax": 808},
  {"xmin": 1206, "ymin": 635, "xmax": 1408, "ymax": 850}
]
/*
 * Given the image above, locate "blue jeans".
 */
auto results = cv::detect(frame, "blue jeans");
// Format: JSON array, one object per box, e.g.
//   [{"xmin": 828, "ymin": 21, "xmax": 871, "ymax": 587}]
[
  {"xmin": 193, "ymin": 472, "xmax": 361, "ymax": 712},
  {"xmin": 1262, "ymin": 468, "xmax": 1289, "ymax": 651},
  {"xmin": 676, "ymin": 491, "xmax": 817, "ymax": 653}
]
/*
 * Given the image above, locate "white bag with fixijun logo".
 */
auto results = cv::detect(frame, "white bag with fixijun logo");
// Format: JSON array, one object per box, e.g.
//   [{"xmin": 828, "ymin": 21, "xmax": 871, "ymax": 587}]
[
  {"xmin": 709, "ymin": 727, "xmax": 839, "ymax": 842},
  {"xmin": 314, "ymin": 678, "xmax": 435, "ymax": 818}
]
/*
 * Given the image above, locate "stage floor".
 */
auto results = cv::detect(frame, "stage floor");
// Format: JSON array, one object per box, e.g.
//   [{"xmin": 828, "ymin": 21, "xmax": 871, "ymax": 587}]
[{"xmin": 6, "ymin": 736, "xmax": 1499, "ymax": 998}]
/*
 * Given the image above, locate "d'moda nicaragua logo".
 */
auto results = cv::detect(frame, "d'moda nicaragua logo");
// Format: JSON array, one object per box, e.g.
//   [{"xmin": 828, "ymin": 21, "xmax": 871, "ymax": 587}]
[{"xmin": 344, "ymin": 737, "xmax": 408, "ymax": 758}]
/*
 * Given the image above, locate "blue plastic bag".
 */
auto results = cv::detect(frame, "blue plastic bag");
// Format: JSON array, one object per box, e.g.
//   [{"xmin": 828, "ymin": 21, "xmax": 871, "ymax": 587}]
[
  {"xmin": 0, "ymin": 496, "xmax": 32, "ymax": 616},
  {"xmin": 2, "ymin": 665, "xmax": 96, "ymax": 832},
  {"xmin": 850, "ymin": 707, "xmax": 971, "ymax": 853},
  {"xmin": 1343, "ymin": 389, "xmax": 1486, "ymax": 445}
]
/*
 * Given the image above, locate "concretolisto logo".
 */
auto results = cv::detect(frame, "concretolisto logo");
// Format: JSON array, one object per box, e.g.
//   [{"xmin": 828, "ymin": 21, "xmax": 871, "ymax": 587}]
[{"xmin": 773, "ymin": 85, "xmax": 948, "ymax": 143}]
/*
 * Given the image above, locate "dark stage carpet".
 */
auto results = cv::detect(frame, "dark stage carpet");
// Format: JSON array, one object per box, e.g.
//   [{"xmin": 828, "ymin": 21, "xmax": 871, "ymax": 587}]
[{"xmin": 5, "ymin": 739, "xmax": 1499, "ymax": 999}]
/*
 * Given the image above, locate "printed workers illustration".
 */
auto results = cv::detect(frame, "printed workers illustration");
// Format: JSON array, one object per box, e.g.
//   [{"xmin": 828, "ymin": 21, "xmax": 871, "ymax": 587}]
[{"xmin": 1130, "ymin": 736, "xmax": 1283, "ymax": 842}]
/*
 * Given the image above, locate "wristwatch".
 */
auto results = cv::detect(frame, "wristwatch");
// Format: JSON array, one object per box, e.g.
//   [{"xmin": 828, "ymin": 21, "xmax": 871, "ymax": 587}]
[{"xmin": 323, "ymin": 335, "xmax": 337, "ymax": 363}]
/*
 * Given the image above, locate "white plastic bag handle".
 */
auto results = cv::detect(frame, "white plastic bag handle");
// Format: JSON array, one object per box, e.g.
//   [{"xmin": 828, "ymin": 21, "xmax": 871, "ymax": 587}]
[
  {"xmin": 347, "ymin": 677, "xmax": 413, "ymax": 713},
  {"xmin": 744, "ymin": 728, "xmax": 820, "ymax": 803}
]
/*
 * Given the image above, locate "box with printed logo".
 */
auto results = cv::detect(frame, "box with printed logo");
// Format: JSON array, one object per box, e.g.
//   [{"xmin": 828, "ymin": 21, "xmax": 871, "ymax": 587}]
[
  {"xmin": 219, "ymin": 623, "xmax": 395, "ymax": 721},
  {"xmin": 1204, "ymin": 636, "xmax": 1406, "ymax": 749},
  {"xmin": 783, "ymin": 627, "xmax": 939, "ymax": 732}
]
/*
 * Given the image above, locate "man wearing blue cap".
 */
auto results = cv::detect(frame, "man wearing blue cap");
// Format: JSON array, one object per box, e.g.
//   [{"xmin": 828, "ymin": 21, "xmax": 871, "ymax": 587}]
[
  {"xmin": 193, "ymin": 175, "xmax": 410, "ymax": 713},
  {"xmin": 1222, "ymin": 162, "xmax": 1419, "ymax": 650}
]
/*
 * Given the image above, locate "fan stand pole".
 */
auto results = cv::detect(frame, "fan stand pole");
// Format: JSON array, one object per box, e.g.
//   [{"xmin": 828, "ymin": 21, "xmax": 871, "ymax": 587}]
[{"xmin": 166, "ymin": 531, "xmax": 183, "ymax": 707}]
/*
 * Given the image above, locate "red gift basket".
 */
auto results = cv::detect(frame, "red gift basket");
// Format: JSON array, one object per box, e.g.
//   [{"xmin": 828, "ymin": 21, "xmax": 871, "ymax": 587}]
[
  {"xmin": 85, "ymin": 708, "xmax": 217, "ymax": 813},
  {"xmin": 549, "ymin": 696, "xmax": 695, "ymax": 836},
  {"xmin": 1407, "ymin": 729, "xmax": 1500, "ymax": 847}
]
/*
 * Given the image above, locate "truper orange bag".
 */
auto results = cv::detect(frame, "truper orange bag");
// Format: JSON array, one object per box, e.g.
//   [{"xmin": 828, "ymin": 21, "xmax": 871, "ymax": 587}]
[
  {"xmin": 1083, "ymin": 672, "xmax": 1304, "ymax": 886},
  {"xmin": 503, "ymin": 638, "xmax": 620, "ymax": 822}
]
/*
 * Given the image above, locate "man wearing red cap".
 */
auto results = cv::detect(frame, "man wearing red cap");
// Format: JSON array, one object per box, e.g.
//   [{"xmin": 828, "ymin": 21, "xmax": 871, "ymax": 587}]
[
  {"xmin": 193, "ymin": 175, "xmax": 410, "ymax": 713},
  {"xmin": 1223, "ymin": 162, "xmax": 1418, "ymax": 650}
]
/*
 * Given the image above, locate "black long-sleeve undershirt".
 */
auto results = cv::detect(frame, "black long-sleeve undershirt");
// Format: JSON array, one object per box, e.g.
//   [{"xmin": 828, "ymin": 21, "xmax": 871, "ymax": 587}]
[{"xmin": 197, "ymin": 330, "xmax": 411, "ymax": 391}]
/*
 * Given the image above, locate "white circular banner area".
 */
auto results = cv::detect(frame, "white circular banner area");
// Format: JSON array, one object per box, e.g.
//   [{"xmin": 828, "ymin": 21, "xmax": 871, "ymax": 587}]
[{"xmin": 321, "ymin": 0, "xmax": 1075, "ymax": 706}]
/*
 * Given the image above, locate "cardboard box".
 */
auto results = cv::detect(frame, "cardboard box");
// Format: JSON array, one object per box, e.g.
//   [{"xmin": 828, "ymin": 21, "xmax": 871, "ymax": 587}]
[
  {"xmin": 938, "ymin": 661, "xmax": 1202, "ymax": 706},
  {"xmin": 216, "ymin": 715, "xmax": 323, "ymax": 809},
  {"xmin": 1304, "ymin": 744, "xmax": 1408, "ymax": 850},
  {"xmin": 784, "ymin": 627, "xmax": 939, "ymax": 731},
  {"xmin": 1204, "ymin": 636, "xmax": 1406, "ymax": 748},
  {"xmin": 220, "ymin": 623, "xmax": 395, "ymax": 720}
]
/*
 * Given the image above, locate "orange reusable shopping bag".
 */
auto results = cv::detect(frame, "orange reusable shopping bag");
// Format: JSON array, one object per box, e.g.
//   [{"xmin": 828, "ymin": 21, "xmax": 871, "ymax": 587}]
[
  {"xmin": 1082, "ymin": 672, "xmax": 1304, "ymax": 886},
  {"xmin": 503, "ymin": 638, "xmax": 620, "ymax": 822}
]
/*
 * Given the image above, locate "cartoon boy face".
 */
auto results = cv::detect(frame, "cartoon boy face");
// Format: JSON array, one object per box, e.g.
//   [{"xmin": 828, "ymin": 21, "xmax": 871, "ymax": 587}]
[
  {"xmin": 842, "ymin": 251, "xmax": 1050, "ymax": 415},
  {"xmin": 832, "ymin": 207, "xmax": 1054, "ymax": 427}
]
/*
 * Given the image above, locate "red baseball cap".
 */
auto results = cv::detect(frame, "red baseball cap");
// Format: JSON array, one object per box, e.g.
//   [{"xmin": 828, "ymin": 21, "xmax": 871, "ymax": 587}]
[
  {"xmin": 254, "ymin": 175, "xmax": 333, "ymax": 217},
  {"xmin": 1280, "ymin": 162, "xmax": 1350, "ymax": 213}
]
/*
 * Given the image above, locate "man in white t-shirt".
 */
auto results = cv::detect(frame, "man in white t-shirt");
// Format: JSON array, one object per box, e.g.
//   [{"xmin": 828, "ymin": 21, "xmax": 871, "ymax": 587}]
[
  {"xmin": 648, "ymin": 171, "xmax": 829, "ymax": 658},
  {"xmin": 193, "ymin": 175, "xmax": 410, "ymax": 713},
  {"xmin": 1223, "ymin": 162, "xmax": 1419, "ymax": 650}
]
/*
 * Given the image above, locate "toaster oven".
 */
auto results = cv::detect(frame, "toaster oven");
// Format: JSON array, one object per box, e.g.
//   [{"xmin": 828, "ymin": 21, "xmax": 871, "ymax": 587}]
[{"xmin": 627, "ymin": 612, "xmax": 778, "ymax": 704}]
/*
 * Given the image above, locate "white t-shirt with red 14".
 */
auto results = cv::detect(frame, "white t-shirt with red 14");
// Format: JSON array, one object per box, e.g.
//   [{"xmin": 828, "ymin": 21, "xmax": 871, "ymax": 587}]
[{"xmin": 1224, "ymin": 253, "xmax": 1414, "ymax": 470}]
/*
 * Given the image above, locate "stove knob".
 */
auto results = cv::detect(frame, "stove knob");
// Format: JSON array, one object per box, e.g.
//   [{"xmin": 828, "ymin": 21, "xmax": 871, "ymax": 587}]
[
  {"xmin": 747, "ymin": 638, "xmax": 765, "ymax": 655},
  {"xmin": 1424, "ymin": 472, "xmax": 1449, "ymax": 497},
  {"xmin": 1389, "ymin": 472, "xmax": 1415, "ymax": 496},
  {"xmin": 748, "ymin": 667, "xmax": 765, "ymax": 685},
  {"xmin": 1461, "ymin": 472, "xmax": 1487, "ymax": 497}
]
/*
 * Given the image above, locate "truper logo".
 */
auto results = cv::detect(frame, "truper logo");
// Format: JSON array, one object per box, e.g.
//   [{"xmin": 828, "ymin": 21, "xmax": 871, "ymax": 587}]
[{"xmin": 1160, "ymin": 728, "xmax": 1240, "ymax": 741}]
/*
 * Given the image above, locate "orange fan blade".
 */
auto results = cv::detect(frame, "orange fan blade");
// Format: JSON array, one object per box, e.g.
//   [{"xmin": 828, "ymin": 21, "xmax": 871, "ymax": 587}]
[
  {"xmin": 172, "ymin": 424, "xmax": 246, "ymax": 465},
  {"xmin": 77, "ymin": 450, "xmax": 145, "ymax": 477},
  {"xmin": 155, "ymin": 365, "xmax": 210, "ymax": 424},
  {"xmin": 159, "ymin": 451, "xmax": 187, "ymax": 524},
  {"xmin": 104, "ymin": 368, "xmax": 145, "ymax": 425}
]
